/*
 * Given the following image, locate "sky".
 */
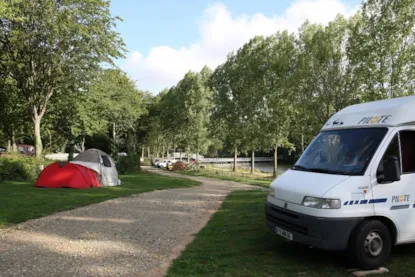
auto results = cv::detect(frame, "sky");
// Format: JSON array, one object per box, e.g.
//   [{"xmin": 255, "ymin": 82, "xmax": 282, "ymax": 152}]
[{"xmin": 110, "ymin": 0, "xmax": 362, "ymax": 94}]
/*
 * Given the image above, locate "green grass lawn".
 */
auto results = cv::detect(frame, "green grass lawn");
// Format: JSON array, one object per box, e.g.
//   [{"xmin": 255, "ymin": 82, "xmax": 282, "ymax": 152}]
[
  {"xmin": 0, "ymin": 171, "xmax": 199, "ymax": 227},
  {"xmin": 166, "ymin": 191, "xmax": 415, "ymax": 277},
  {"xmin": 179, "ymin": 170, "xmax": 273, "ymax": 188}
]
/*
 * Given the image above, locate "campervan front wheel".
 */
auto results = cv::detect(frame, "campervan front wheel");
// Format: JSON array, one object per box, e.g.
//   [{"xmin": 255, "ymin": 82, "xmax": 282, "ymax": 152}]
[{"xmin": 347, "ymin": 220, "xmax": 392, "ymax": 270}]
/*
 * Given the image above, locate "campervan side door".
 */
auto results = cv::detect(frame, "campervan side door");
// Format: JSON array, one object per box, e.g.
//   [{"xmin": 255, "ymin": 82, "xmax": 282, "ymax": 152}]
[{"xmin": 370, "ymin": 127, "xmax": 415, "ymax": 243}]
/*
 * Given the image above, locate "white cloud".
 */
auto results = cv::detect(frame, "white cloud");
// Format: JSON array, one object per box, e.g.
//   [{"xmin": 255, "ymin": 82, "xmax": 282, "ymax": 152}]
[{"xmin": 122, "ymin": 0, "xmax": 358, "ymax": 93}]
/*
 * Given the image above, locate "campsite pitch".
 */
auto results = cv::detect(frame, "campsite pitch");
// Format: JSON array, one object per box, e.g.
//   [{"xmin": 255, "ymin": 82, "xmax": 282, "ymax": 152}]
[
  {"xmin": 0, "ymin": 168, "xmax": 256, "ymax": 277},
  {"xmin": 0, "ymin": 171, "xmax": 198, "ymax": 226}
]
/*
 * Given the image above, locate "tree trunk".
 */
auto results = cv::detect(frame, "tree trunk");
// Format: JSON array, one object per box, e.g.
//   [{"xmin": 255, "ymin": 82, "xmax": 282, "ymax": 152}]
[
  {"xmin": 7, "ymin": 139, "xmax": 11, "ymax": 153},
  {"xmin": 273, "ymin": 144, "xmax": 278, "ymax": 177},
  {"xmin": 141, "ymin": 145, "xmax": 145, "ymax": 160},
  {"xmin": 233, "ymin": 146, "xmax": 238, "ymax": 172},
  {"xmin": 147, "ymin": 146, "xmax": 150, "ymax": 158},
  {"xmin": 112, "ymin": 122, "xmax": 116, "ymax": 155},
  {"xmin": 251, "ymin": 150, "xmax": 255, "ymax": 174},
  {"xmin": 33, "ymin": 116, "xmax": 42, "ymax": 158},
  {"xmin": 48, "ymin": 130, "xmax": 52, "ymax": 150},
  {"xmin": 11, "ymin": 129, "xmax": 17, "ymax": 153},
  {"xmin": 162, "ymin": 145, "xmax": 164, "ymax": 159},
  {"xmin": 301, "ymin": 133, "xmax": 304, "ymax": 154},
  {"xmin": 187, "ymin": 149, "xmax": 190, "ymax": 164},
  {"xmin": 180, "ymin": 149, "xmax": 182, "ymax": 160},
  {"xmin": 133, "ymin": 133, "xmax": 137, "ymax": 153},
  {"xmin": 130, "ymin": 131, "xmax": 136, "ymax": 153},
  {"xmin": 61, "ymin": 139, "xmax": 68, "ymax": 153},
  {"xmin": 81, "ymin": 136, "xmax": 86, "ymax": 152},
  {"xmin": 196, "ymin": 152, "xmax": 199, "ymax": 163}
]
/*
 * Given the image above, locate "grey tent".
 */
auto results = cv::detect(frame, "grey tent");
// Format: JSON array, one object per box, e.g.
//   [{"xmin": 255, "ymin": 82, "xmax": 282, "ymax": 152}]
[{"xmin": 70, "ymin": 149, "xmax": 120, "ymax": 187}]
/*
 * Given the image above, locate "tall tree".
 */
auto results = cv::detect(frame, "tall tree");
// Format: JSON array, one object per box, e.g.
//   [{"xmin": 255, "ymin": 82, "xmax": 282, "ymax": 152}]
[
  {"xmin": 0, "ymin": 0, "xmax": 125, "ymax": 157},
  {"xmin": 228, "ymin": 36, "xmax": 270, "ymax": 174},
  {"xmin": 210, "ymin": 54, "xmax": 247, "ymax": 171},
  {"xmin": 169, "ymin": 68, "xmax": 213, "ymax": 161},
  {"xmin": 348, "ymin": 0, "xmax": 415, "ymax": 100},
  {"xmin": 258, "ymin": 32, "xmax": 297, "ymax": 176},
  {"xmin": 293, "ymin": 16, "xmax": 360, "ymax": 149},
  {"xmin": 0, "ymin": 78, "xmax": 29, "ymax": 152},
  {"xmin": 88, "ymin": 69, "xmax": 146, "ymax": 155}
]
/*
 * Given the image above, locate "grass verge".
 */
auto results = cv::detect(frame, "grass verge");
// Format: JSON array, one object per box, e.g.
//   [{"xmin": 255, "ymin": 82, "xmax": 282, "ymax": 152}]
[
  {"xmin": 166, "ymin": 191, "xmax": 415, "ymax": 277},
  {"xmin": 179, "ymin": 170, "xmax": 273, "ymax": 188},
  {"xmin": 0, "ymin": 171, "xmax": 199, "ymax": 227}
]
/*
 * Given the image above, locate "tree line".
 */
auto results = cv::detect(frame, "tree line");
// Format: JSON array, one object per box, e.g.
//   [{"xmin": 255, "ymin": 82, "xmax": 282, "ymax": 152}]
[
  {"xmin": 0, "ymin": 0, "xmax": 146, "ymax": 157},
  {"xmin": 1, "ymin": 0, "xmax": 414, "ymax": 176},
  {"xmin": 143, "ymin": 0, "xmax": 415, "ymax": 176}
]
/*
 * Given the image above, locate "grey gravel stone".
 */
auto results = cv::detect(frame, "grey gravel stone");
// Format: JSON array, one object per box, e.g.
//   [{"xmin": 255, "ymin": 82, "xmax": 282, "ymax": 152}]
[{"xmin": 0, "ymin": 167, "xmax": 261, "ymax": 277}]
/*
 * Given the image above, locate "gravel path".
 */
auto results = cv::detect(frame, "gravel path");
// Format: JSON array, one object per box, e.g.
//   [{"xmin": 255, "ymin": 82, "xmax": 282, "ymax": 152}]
[{"xmin": 0, "ymin": 167, "xmax": 262, "ymax": 277}]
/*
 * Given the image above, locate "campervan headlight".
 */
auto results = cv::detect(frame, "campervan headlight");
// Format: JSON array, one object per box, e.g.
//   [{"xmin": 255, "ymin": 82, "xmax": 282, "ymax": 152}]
[
  {"xmin": 268, "ymin": 187, "xmax": 275, "ymax": 198},
  {"xmin": 302, "ymin": 197, "xmax": 341, "ymax": 209}
]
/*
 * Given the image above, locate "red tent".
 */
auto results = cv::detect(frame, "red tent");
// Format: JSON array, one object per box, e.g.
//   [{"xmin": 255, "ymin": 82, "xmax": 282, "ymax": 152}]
[{"xmin": 35, "ymin": 162, "xmax": 101, "ymax": 189}]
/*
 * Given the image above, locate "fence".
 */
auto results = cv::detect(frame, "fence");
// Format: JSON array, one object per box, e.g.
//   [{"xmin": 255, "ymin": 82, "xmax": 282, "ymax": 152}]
[
  {"xmin": 195, "ymin": 164, "xmax": 275, "ymax": 180},
  {"xmin": 201, "ymin": 157, "xmax": 273, "ymax": 163}
]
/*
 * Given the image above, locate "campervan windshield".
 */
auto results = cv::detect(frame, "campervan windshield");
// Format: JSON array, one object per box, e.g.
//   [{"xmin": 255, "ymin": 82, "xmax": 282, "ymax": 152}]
[{"xmin": 293, "ymin": 128, "xmax": 388, "ymax": 176}]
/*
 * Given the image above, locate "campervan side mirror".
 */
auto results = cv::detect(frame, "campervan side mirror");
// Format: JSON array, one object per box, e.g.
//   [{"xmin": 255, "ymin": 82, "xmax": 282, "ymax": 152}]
[{"xmin": 383, "ymin": 156, "xmax": 400, "ymax": 182}]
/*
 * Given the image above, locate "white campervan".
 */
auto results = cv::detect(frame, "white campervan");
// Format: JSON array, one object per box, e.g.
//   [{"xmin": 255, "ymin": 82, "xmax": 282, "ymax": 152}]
[{"xmin": 266, "ymin": 95, "xmax": 415, "ymax": 269}]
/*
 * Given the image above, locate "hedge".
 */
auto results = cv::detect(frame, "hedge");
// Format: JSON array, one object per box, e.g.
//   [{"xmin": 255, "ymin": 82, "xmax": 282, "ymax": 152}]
[
  {"xmin": 0, "ymin": 154, "xmax": 43, "ymax": 182},
  {"xmin": 116, "ymin": 153, "xmax": 141, "ymax": 174}
]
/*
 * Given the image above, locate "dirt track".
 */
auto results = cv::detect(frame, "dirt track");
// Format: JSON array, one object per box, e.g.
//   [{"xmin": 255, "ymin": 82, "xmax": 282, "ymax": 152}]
[{"xmin": 0, "ymin": 167, "xmax": 260, "ymax": 277}]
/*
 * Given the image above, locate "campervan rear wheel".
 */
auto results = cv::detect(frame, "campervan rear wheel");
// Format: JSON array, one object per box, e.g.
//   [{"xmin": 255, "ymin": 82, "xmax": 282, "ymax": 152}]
[{"xmin": 347, "ymin": 220, "xmax": 392, "ymax": 270}]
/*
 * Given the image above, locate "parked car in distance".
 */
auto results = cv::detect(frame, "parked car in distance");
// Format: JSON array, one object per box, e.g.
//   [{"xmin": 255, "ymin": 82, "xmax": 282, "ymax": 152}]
[
  {"xmin": 158, "ymin": 160, "xmax": 168, "ymax": 168},
  {"xmin": 18, "ymin": 144, "xmax": 36, "ymax": 156},
  {"xmin": 152, "ymin": 158, "xmax": 161, "ymax": 166}
]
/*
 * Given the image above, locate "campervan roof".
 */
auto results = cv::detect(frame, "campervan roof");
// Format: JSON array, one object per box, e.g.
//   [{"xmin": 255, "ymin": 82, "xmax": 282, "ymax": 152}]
[{"xmin": 322, "ymin": 95, "xmax": 415, "ymax": 131}]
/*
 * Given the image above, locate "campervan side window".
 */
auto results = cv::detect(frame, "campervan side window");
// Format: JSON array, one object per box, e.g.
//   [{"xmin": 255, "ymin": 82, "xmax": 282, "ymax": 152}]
[
  {"xmin": 377, "ymin": 134, "xmax": 401, "ymax": 183},
  {"xmin": 400, "ymin": 131, "xmax": 415, "ymax": 174},
  {"xmin": 101, "ymin": 155, "xmax": 111, "ymax": 167}
]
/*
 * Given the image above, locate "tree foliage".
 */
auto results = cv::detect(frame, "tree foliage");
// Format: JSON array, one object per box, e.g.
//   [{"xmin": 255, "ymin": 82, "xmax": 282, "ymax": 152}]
[
  {"xmin": 1, "ymin": 0, "xmax": 414, "ymax": 172},
  {"xmin": 348, "ymin": 0, "xmax": 415, "ymax": 100},
  {"xmin": 0, "ymin": 0, "xmax": 125, "ymax": 157}
]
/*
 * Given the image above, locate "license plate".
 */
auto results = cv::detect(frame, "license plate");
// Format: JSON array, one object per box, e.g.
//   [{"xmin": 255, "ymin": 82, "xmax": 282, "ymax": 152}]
[{"xmin": 275, "ymin": 226, "xmax": 293, "ymax": 240}]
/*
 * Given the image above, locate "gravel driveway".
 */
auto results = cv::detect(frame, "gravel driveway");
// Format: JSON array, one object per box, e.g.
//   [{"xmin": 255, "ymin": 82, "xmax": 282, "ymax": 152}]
[{"xmin": 0, "ymin": 167, "xmax": 261, "ymax": 277}]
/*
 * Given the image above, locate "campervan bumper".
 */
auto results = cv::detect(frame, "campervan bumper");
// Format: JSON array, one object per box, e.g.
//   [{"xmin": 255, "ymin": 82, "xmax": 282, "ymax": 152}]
[{"xmin": 265, "ymin": 201, "xmax": 363, "ymax": 251}]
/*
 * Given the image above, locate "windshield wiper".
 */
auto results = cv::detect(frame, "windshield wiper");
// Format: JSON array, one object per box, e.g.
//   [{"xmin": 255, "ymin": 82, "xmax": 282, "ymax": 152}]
[
  {"xmin": 308, "ymin": 168, "xmax": 348, "ymax": 175},
  {"xmin": 291, "ymin": 165, "xmax": 310, "ymax": 171}
]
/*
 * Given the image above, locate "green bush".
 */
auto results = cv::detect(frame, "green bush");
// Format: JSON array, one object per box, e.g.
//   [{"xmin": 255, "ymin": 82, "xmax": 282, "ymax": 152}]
[
  {"xmin": 0, "ymin": 154, "xmax": 43, "ymax": 182},
  {"xmin": 116, "ymin": 153, "xmax": 141, "ymax": 174}
]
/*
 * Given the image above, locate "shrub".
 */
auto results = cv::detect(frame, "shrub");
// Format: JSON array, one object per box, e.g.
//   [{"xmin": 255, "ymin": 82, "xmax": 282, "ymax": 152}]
[
  {"xmin": 172, "ymin": 161, "xmax": 187, "ymax": 171},
  {"xmin": 116, "ymin": 153, "xmax": 141, "ymax": 174},
  {"xmin": 0, "ymin": 154, "xmax": 43, "ymax": 182}
]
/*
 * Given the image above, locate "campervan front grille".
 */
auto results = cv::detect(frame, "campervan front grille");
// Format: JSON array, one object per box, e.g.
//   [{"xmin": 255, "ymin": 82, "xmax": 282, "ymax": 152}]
[
  {"xmin": 266, "ymin": 213, "xmax": 308, "ymax": 235},
  {"xmin": 270, "ymin": 205, "xmax": 299, "ymax": 219}
]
